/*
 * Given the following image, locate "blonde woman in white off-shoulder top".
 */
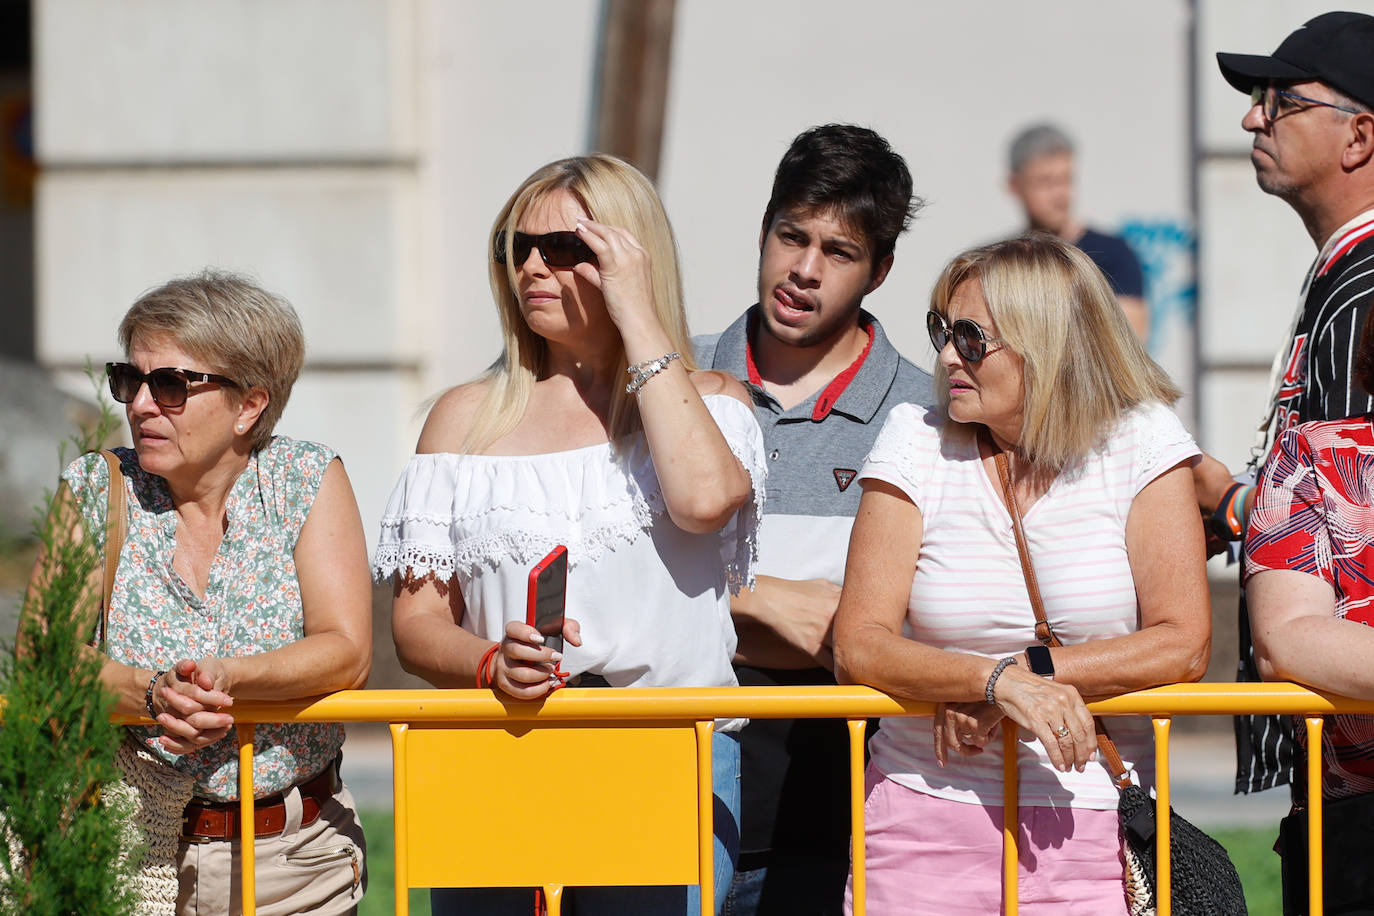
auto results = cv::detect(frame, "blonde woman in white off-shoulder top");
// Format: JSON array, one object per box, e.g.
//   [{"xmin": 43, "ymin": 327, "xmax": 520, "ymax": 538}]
[{"xmin": 374, "ymin": 155, "xmax": 764, "ymax": 916}]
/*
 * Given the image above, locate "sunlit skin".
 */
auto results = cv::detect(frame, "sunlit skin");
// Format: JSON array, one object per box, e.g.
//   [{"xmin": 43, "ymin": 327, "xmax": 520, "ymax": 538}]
[
  {"xmin": 937, "ymin": 278, "xmax": 1026, "ymax": 453},
  {"xmin": 513, "ymin": 190, "xmax": 621, "ymax": 364},
  {"xmin": 123, "ymin": 335, "xmax": 264, "ymax": 498},
  {"xmin": 1243, "ymin": 80, "xmax": 1352, "ymax": 206},
  {"xmin": 751, "ymin": 208, "xmax": 892, "ymax": 409}
]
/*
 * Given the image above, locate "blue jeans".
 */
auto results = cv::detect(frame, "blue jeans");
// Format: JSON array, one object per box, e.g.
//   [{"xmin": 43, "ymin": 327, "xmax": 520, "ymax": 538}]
[
  {"xmin": 723, "ymin": 853, "xmax": 848, "ymax": 916},
  {"xmin": 432, "ymin": 730, "xmax": 741, "ymax": 915}
]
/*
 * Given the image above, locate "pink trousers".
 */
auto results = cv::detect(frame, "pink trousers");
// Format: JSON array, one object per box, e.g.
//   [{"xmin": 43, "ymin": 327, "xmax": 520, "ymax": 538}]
[{"xmin": 845, "ymin": 766, "xmax": 1129, "ymax": 915}]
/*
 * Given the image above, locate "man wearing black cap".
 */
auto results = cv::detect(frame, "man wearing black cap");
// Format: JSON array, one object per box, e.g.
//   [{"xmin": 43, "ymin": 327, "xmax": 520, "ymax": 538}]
[{"xmin": 1198, "ymin": 11, "xmax": 1374, "ymax": 797}]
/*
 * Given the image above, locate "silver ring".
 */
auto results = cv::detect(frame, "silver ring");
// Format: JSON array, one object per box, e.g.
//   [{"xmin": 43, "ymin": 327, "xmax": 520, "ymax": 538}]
[{"xmin": 1054, "ymin": 724, "xmax": 1071, "ymax": 739}]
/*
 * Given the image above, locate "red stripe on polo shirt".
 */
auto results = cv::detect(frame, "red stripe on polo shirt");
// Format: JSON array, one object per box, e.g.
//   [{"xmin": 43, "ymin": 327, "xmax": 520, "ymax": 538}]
[
  {"xmin": 744, "ymin": 321, "xmax": 876, "ymax": 420},
  {"xmin": 744, "ymin": 335, "xmax": 764, "ymax": 387},
  {"xmin": 812, "ymin": 323, "xmax": 875, "ymax": 420},
  {"xmin": 1317, "ymin": 215, "xmax": 1374, "ymax": 278}
]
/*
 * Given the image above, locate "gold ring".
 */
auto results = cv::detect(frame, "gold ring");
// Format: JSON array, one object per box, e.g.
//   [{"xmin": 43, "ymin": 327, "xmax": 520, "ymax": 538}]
[{"xmin": 1054, "ymin": 724, "xmax": 1071, "ymax": 739}]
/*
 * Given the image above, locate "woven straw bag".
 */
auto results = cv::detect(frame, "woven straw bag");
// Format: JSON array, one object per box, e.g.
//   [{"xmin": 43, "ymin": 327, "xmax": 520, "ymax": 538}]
[
  {"xmin": 992, "ymin": 447, "xmax": 1246, "ymax": 916},
  {"xmin": 97, "ymin": 450, "xmax": 194, "ymax": 915}
]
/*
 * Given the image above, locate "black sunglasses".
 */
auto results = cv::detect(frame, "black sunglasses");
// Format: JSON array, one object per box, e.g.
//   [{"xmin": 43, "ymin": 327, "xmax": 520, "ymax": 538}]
[
  {"xmin": 493, "ymin": 230, "xmax": 597, "ymax": 268},
  {"xmin": 106, "ymin": 362, "xmax": 240, "ymax": 409},
  {"xmin": 926, "ymin": 311, "xmax": 1006, "ymax": 363}
]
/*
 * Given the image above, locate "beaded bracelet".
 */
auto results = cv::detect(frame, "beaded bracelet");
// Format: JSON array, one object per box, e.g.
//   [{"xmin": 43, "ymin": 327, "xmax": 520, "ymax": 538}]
[
  {"xmin": 625, "ymin": 351, "xmax": 681, "ymax": 395},
  {"xmin": 984, "ymin": 657, "xmax": 1018, "ymax": 705},
  {"xmin": 145, "ymin": 669, "xmax": 167, "ymax": 720}
]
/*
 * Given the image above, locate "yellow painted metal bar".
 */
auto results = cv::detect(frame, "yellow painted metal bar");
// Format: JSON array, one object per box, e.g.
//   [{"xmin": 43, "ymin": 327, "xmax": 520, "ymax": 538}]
[
  {"xmin": 544, "ymin": 884, "xmax": 564, "ymax": 916},
  {"xmin": 236, "ymin": 723, "xmax": 257, "ymax": 916},
  {"xmin": 1002, "ymin": 723, "xmax": 1019, "ymax": 915},
  {"xmin": 695, "ymin": 720, "xmax": 714, "ymax": 916},
  {"xmin": 390, "ymin": 723, "xmax": 410, "ymax": 916},
  {"xmin": 847, "ymin": 718, "xmax": 867, "ymax": 916},
  {"xmin": 1307, "ymin": 716, "xmax": 1324, "ymax": 916},
  {"xmin": 96, "ymin": 682, "xmax": 1374, "ymax": 914},
  {"xmin": 108, "ymin": 682, "xmax": 1374, "ymax": 728},
  {"xmin": 1154, "ymin": 717, "xmax": 1172, "ymax": 916}
]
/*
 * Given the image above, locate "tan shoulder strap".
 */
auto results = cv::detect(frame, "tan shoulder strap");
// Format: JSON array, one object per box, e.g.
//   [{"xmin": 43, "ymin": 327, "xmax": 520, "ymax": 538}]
[
  {"xmin": 98, "ymin": 449, "xmax": 128, "ymax": 649},
  {"xmin": 992, "ymin": 442, "xmax": 1133, "ymax": 790}
]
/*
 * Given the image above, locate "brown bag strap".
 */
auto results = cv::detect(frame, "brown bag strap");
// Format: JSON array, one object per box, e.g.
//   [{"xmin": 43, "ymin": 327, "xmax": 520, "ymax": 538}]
[
  {"xmin": 98, "ymin": 449, "xmax": 128, "ymax": 650},
  {"xmin": 991, "ymin": 442, "xmax": 1133, "ymax": 789},
  {"xmin": 992, "ymin": 447, "xmax": 1054, "ymax": 647}
]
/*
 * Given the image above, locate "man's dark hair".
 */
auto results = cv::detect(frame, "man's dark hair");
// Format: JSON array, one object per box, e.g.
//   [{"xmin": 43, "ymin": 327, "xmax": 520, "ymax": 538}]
[{"xmin": 762, "ymin": 124, "xmax": 922, "ymax": 267}]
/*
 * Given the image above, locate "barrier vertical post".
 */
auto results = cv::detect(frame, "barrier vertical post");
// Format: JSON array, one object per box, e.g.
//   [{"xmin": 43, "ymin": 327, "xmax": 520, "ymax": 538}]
[
  {"xmin": 695, "ymin": 720, "xmax": 715, "ymax": 916},
  {"xmin": 848, "ymin": 718, "xmax": 867, "ymax": 916},
  {"xmin": 1307, "ymin": 716, "xmax": 1324, "ymax": 916},
  {"xmin": 1002, "ymin": 723, "xmax": 1019, "ymax": 915},
  {"xmin": 237, "ymin": 723, "xmax": 257, "ymax": 916},
  {"xmin": 1153, "ymin": 717, "xmax": 1172, "ymax": 916},
  {"xmin": 543, "ymin": 884, "xmax": 564, "ymax": 916},
  {"xmin": 391, "ymin": 723, "xmax": 409, "ymax": 916}
]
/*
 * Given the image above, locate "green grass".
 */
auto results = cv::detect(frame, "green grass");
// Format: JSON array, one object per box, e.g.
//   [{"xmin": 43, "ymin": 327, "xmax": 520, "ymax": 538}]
[
  {"xmin": 1211, "ymin": 826, "xmax": 1283, "ymax": 916},
  {"xmin": 355, "ymin": 809, "xmax": 1283, "ymax": 916},
  {"xmin": 359, "ymin": 810, "xmax": 430, "ymax": 916}
]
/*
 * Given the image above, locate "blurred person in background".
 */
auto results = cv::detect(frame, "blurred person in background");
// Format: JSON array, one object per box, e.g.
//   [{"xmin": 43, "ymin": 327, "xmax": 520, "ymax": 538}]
[
  {"xmin": 28, "ymin": 270, "xmax": 373, "ymax": 915},
  {"xmin": 1006, "ymin": 122, "xmax": 1149, "ymax": 341},
  {"xmin": 1196, "ymin": 10, "xmax": 1374, "ymax": 799},
  {"xmin": 377, "ymin": 154, "xmax": 764, "ymax": 916},
  {"xmin": 834, "ymin": 234, "xmax": 1209, "ymax": 914},
  {"xmin": 694, "ymin": 123, "xmax": 932, "ymax": 916}
]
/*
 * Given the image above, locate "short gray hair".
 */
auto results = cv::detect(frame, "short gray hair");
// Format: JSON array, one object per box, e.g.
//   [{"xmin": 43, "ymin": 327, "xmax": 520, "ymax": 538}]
[
  {"xmin": 1008, "ymin": 123, "xmax": 1074, "ymax": 174},
  {"xmin": 117, "ymin": 269, "xmax": 305, "ymax": 451},
  {"xmin": 1326, "ymin": 84, "xmax": 1374, "ymax": 117}
]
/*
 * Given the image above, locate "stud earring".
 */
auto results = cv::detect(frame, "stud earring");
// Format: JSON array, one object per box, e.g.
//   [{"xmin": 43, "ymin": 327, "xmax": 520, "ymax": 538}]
[{"xmin": 236, "ymin": 425, "xmax": 244, "ymax": 433}]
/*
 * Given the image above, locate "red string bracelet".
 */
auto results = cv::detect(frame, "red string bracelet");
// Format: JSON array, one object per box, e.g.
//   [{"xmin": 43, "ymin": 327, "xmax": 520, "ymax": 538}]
[{"xmin": 476, "ymin": 644, "xmax": 500, "ymax": 689}]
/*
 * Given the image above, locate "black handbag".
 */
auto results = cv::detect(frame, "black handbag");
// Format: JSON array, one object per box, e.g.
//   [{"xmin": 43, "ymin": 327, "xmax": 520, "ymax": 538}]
[
  {"xmin": 1278, "ymin": 788, "xmax": 1374, "ymax": 915},
  {"xmin": 993, "ymin": 447, "xmax": 1247, "ymax": 916}
]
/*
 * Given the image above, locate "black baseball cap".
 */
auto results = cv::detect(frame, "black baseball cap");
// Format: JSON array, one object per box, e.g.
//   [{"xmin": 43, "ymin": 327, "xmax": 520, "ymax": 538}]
[{"xmin": 1216, "ymin": 11, "xmax": 1374, "ymax": 110}]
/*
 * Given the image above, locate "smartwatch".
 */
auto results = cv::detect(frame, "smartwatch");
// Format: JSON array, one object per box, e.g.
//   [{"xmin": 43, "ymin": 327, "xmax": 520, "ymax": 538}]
[{"xmin": 1025, "ymin": 644, "xmax": 1055, "ymax": 679}]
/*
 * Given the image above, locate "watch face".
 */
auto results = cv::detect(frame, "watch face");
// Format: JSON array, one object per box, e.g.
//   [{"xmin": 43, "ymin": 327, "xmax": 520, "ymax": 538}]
[{"xmin": 1027, "ymin": 644, "xmax": 1054, "ymax": 678}]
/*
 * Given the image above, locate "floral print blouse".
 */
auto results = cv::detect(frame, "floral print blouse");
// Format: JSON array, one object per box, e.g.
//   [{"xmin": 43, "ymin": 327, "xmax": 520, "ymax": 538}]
[{"xmin": 63, "ymin": 437, "xmax": 344, "ymax": 801}]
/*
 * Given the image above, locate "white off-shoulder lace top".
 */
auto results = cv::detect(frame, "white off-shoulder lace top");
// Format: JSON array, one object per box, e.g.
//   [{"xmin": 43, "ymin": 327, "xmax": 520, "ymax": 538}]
[{"xmin": 374, "ymin": 394, "xmax": 765, "ymax": 725}]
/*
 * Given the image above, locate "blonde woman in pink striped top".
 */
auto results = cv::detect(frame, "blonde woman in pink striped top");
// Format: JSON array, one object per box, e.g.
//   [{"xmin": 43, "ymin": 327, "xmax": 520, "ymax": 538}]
[{"xmin": 833, "ymin": 234, "xmax": 1210, "ymax": 914}]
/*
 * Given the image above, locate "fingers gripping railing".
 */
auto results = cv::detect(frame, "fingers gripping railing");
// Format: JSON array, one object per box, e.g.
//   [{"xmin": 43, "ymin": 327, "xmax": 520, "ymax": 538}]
[{"xmin": 113, "ymin": 684, "xmax": 1363, "ymax": 916}]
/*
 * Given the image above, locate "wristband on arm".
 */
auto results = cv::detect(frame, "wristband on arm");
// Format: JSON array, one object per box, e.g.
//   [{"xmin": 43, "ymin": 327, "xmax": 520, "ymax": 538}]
[{"xmin": 1207, "ymin": 482, "xmax": 1253, "ymax": 542}]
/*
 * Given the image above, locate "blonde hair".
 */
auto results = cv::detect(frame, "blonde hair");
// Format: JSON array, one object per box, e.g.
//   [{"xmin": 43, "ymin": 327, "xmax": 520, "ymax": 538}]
[
  {"xmin": 930, "ymin": 233, "xmax": 1179, "ymax": 475},
  {"xmin": 462, "ymin": 154, "xmax": 697, "ymax": 453},
  {"xmin": 117, "ymin": 269, "xmax": 305, "ymax": 451}
]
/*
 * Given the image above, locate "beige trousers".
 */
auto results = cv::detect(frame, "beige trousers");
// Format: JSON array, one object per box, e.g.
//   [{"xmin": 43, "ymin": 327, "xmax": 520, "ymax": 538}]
[{"xmin": 176, "ymin": 780, "xmax": 367, "ymax": 916}]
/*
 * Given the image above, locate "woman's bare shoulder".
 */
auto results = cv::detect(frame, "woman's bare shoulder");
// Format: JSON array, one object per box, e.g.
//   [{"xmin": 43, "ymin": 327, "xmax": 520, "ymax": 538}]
[
  {"xmin": 689, "ymin": 369, "xmax": 752, "ymax": 407},
  {"xmin": 416, "ymin": 379, "xmax": 493, "ymax": 454}
]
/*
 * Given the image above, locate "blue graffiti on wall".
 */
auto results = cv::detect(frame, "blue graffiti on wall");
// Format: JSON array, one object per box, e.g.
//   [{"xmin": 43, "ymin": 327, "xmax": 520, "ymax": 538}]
[{"xmin": 1119, "ymin": 218, "xmax": 1196, "ymax": 355}]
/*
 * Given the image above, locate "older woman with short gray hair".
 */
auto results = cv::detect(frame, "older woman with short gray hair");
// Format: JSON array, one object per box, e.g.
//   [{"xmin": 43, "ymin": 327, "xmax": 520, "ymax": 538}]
[{"xmin": 32, "ymin": 269, "xmax": 372, "ymax": 914}]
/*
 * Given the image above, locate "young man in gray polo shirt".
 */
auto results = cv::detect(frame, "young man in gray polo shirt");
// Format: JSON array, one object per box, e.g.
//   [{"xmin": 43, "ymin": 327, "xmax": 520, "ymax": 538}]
[{"xmin": 695, "ymin": 124, "xmax": 933, "ymax": 916}]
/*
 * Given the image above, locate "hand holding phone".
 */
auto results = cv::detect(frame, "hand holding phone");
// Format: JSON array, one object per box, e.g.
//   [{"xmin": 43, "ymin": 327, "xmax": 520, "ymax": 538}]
[{"xmin": 527, "ymin": 546, "xmax": 569, "ymax": 683}]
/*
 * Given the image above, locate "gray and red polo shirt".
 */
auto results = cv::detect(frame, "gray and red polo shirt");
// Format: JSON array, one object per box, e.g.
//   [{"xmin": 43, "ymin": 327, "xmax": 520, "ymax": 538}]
[{"xmin": 694, "ymin": 305, "xmax": 933, "ymax": 865}]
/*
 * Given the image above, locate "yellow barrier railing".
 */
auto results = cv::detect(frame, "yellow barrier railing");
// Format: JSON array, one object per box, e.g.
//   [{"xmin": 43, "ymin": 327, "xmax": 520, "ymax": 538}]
[{"xmin": 123, "ymin": 683, "xmax": 1374, "ymax": 915}]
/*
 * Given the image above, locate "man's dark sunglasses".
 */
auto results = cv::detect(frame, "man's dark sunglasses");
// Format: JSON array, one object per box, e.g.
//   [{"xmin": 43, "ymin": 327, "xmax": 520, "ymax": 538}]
[
  {"xmin": 493, "ymin": 230, "xmax": 597, "ymax": 268},
  {"xmin": 1250, "ymin": 84, "xmax": 1361, "ymax": 123},
  {"xmin": 926, "ymin": 311, "xmax": 1006, "ymax": 363},
  {"xmin": 106, "ymin": 362, "xmax": 240, "ymax": 409}
]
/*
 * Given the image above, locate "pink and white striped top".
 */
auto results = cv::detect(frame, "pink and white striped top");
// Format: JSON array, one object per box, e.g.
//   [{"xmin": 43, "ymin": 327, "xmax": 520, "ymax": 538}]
[{"xmin": 859, "ymin": 401, "xmax": 1200, "ymax": 810}]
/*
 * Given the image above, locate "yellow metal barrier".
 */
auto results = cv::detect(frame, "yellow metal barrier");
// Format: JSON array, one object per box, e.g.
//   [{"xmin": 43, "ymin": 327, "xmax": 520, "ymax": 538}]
[{"xmin": 118, "ymin": 683, "xmax": 1374, "ymax": 915}]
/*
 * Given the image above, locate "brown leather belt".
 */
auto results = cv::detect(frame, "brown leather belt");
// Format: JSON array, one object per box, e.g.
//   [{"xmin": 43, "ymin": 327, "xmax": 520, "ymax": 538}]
[{"xmin": 181, "ymin": 760, "xmax": 338, "ymax": 841}]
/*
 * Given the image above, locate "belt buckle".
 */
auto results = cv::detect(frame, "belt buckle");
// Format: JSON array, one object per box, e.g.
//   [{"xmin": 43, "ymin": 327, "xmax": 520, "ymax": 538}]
[{"xmin": 179, "ymin": 831, "xmax": 212, "ymax": 844}]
